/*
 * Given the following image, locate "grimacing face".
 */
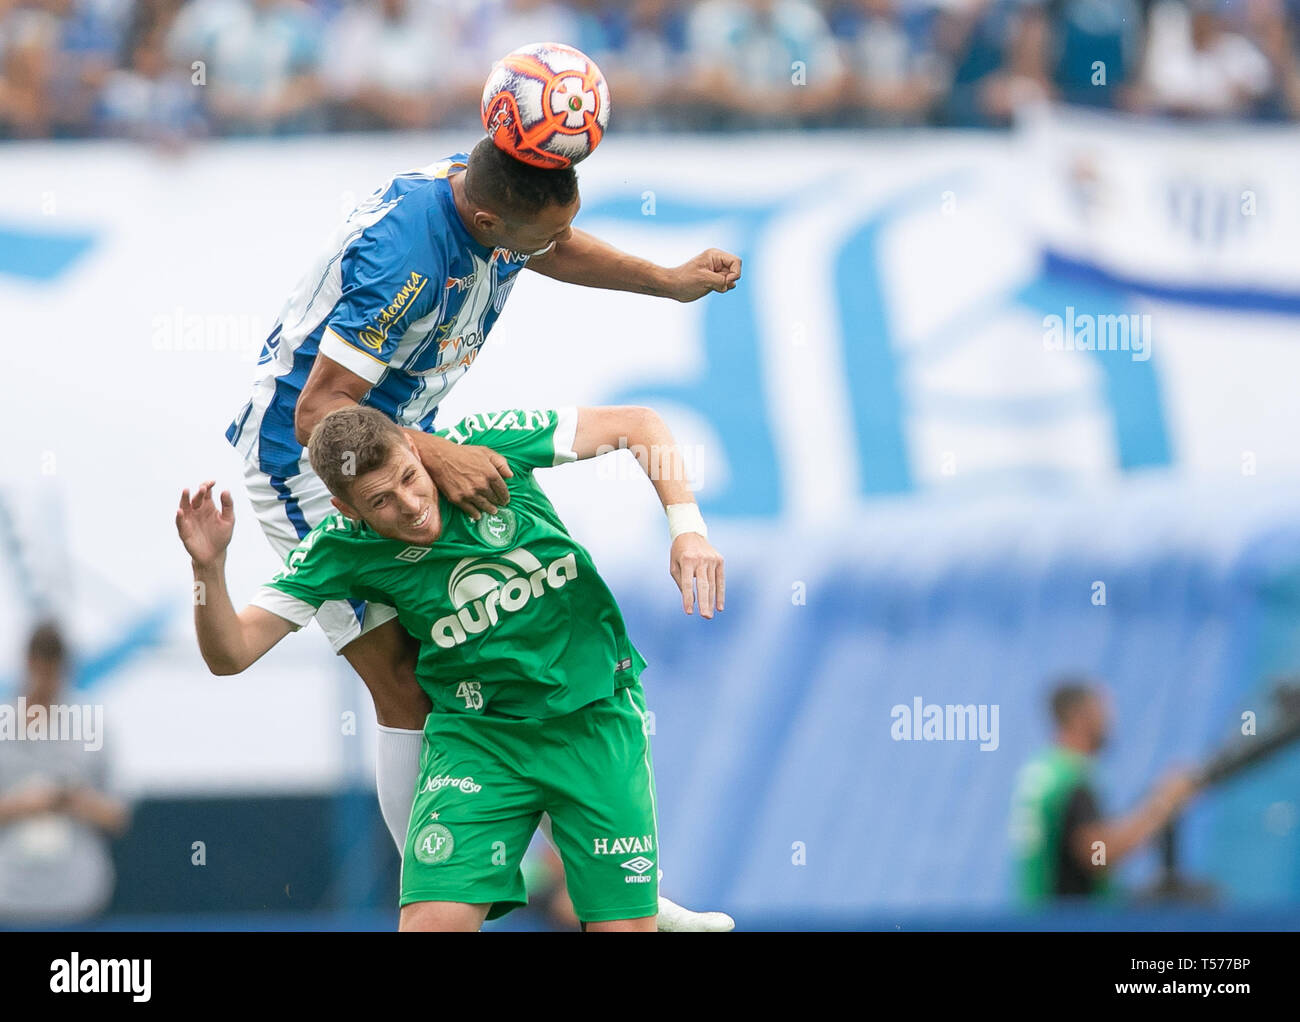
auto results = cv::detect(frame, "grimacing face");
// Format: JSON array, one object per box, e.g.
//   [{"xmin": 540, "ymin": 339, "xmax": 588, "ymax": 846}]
[
  {"xmin": 331, "ymin": 436, "xmax": 442, "ymax": 545},
  {"xmin": 485, "ymin": 193, "xmax": 581, "ymax": 256}
]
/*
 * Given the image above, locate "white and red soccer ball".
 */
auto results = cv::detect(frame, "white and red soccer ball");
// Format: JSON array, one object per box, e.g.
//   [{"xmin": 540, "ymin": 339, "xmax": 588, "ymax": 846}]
[{"xmin": 481, "ymin": 42, "xmax": 611, "ymax": 170}]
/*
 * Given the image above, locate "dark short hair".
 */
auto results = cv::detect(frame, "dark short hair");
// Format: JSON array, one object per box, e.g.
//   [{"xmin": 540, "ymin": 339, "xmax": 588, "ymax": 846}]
[
  {"xmin": 464, "ymin": 136, "xmax": 579, "ymax": 220},
  {"xmin": 27, "ymin": 621, "xmax": 66, "ymax": 665},
  {"xmin": 307, "ymin": 406, "xmax": 407, "ymax": 502},
  {"xmin": 1049, "ymin": 678, "xmax": 1098, "ymax": 728}
]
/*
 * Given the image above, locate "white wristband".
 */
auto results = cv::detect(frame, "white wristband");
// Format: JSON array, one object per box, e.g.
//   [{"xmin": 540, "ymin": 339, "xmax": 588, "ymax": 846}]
[{"xmin": 666, "ymin": 503, "xmax": 708, "ymax": 541}]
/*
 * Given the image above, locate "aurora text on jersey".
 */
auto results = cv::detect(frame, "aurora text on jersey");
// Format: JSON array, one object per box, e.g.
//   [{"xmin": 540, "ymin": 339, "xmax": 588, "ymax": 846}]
[
  {"xmin": 251, "ymin": 409, "xmax": 648, "ymax": 719},
  {"xmin": 226, "ymin": 155, "xmax": 535, "ymax": 479}
]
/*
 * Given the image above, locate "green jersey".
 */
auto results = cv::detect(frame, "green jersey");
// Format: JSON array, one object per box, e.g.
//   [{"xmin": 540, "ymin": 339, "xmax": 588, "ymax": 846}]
[
  {"xmin": 252, "ymin": 408, "xmax": 647, "ymax": 719},
  {"xmin": 1009, "ymin": 746, "xmax": 1113, "ymax": 904}
]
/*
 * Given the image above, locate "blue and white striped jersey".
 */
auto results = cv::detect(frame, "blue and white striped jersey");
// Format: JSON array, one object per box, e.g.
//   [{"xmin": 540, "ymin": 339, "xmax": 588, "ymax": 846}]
[{"xmin": 227, "ymin": 153, "xmax": 538, "ymax": 479}]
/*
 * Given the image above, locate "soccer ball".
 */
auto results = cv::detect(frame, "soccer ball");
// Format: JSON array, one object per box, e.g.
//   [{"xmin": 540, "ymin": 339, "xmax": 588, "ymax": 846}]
[{"xmin": 481, "ymin": 42, "xmax": 611, "ymax": 170}]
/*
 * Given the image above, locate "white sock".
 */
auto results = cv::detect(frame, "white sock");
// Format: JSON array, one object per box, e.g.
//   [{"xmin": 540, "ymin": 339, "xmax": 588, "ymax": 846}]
[{"xmin": 376, "ymin": 725, "xmax": 424, "ymax": 852}]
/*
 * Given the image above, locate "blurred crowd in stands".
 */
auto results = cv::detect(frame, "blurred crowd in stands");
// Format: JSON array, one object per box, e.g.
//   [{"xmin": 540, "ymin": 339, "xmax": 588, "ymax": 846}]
[{"xmin": 1, "ymin": 0, "xmax": 1297, "ymax": 142}]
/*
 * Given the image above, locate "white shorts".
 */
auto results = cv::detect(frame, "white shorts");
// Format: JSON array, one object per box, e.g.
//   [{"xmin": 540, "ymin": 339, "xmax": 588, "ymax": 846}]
[{"xmin": 242, "ymin": 459, "xmax": 399, "ymax": 653}]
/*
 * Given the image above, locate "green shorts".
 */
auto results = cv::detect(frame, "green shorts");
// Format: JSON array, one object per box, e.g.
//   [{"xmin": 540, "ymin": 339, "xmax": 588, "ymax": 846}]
[{"xmin": 400, "ymin": 683, "xmax": 659, "ymax": 923}]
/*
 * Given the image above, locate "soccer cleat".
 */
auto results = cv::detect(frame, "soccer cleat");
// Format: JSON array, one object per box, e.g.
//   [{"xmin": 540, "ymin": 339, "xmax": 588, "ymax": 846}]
[{"xmin": 656, "ymin": 895, "xmax": 735, "ymax": 932}]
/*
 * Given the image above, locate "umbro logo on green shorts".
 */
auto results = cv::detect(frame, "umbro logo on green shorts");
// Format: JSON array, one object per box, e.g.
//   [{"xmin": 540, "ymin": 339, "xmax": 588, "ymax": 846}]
[
  {"xmin": 621, "ymin": 857, "xmax": 655, "ymax": 884},
  {"xmin": 432, "ymin": 547, "xmax": 578, "ymax": 649},
  {"xmin": 413, "ymin": 822, "xmax": 455, "ymax": 865}
]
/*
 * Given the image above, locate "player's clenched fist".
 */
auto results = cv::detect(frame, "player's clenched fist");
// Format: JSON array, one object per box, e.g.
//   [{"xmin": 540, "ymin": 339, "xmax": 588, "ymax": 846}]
[
  {"xmin": 176, "ymin": 481, "xmax": 235, "ymax": 568},
  {"xmin": 667, "ymin": 249, "xmax": 742, "ymax": 302},
  {"xmin": 669, "ymin": 533, "xmax": 725, "ymax": 619}
]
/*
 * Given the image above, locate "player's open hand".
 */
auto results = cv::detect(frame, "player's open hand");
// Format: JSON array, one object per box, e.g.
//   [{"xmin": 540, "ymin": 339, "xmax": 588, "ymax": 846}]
[
  {"xmin": 667, "ymin": 249, "xmax": 741, "ymax": 302},
  {"xmin": 418, "ymin": 434, "xmax": 514, "ymax": 520},
  {"xmin": 670, "ymin": 533, "xmax": 725, "ymax": 619},
  {"xmin": 176, "ymin": 481, "xmax": 235, "ymax": 568}
]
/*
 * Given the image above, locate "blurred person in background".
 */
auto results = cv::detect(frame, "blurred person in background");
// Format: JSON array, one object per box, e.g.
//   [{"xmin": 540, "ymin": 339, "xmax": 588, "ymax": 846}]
[
  {"xmin": 98, "ymin": 2, "xmax": 208, "ymax": 144},
  {"xmin": 683, "ymin": 0, "xmax": 846, "ymax": 128},
  {"xmin": 467, "ymin": 0, "xmax": 590, "ymax": 69},
  {"xmin": 1139, "ymin": 0, "xmax": 1273, "ymax": 116},
  {"xmin": 0, "ymin": 622, "xmax": 129, "ymax": 925},
  {"xmin": 1009, "ymin": 678, "xmax": 1199, "ymax": 905},
  {"xmin": 1043, "ymin": 0, "xmax": 1145, "ymax": 108},
  {"xmin": 0, "ymin": 0, "xmax": 60, "ymax": 136},
  {"xmin": 166, "ymin": 0, "xmax": 324, "ymax": 135},
  {"xmin": 0, "ymin": 0, "xmax": 130, "ymax": 136},
  {"xmin": 837, "ymin": 0, "xmax": 947, "ymax": 125},
  {"xmin": 1231, "ymin": 0, "xmax": 1300, "ymax": 117},
  {"xmin": 319, "ymin": 0, "xmax": 480, "ymax": 131},
  {"xmin": 45, "ymin": 0, "xmax": 131, "ymax": 133},
  {"xmin": 935, "ymin": 0, "xmax": 1053, "ymax": 125},
  {"xmin": 582, "ymin": 0, "xmax": 690, "ymax": 129}
]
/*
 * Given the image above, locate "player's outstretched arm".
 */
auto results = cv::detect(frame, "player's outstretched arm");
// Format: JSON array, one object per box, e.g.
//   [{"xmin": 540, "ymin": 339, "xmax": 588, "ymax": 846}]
[
  {"xmin": 527, "ymin": 228, "xmax": 741, "ymax": 303},
  {"xmin": 1070, "ymin": 770, "xmax": 1200, "ymax": 869},
  {"xmin": 176, "ymin": 482, "xmax": 294, "ymax": 675},
  {"xmin": 572, "ymin": 406, "xmax": 724, "ymax": 619}
]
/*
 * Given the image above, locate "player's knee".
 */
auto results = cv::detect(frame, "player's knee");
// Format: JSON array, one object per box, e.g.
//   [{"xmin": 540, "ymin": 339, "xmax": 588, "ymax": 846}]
[
  {"xmin": 399, "ymin": 901, "xmax": 484, "ymax": 932},
  {"xmin": 583, "ymin": 914, "xmax": 657, "ymax": 933},
  {"xmin": 342, "ymin": 627, "xmax": 428, "ymax": 726},
  {"xmin": 343, "ymin": 620, "xmax": 419, "ymax": 670},
  {"xmin": 363, "ymin": 678, "xmax": 430, "ymax": 730}
]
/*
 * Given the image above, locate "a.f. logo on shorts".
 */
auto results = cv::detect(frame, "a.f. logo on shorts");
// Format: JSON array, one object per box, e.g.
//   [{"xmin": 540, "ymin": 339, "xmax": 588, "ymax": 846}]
[{"xmin": 413, "ymin": 823, "xmax": 455, "ymax": 865}]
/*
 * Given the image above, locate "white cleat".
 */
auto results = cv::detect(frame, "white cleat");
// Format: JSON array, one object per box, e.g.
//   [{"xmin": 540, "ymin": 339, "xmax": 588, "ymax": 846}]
[{"xmin": 656, "ymin": 895, "xmax": 735, "ymax": 932}]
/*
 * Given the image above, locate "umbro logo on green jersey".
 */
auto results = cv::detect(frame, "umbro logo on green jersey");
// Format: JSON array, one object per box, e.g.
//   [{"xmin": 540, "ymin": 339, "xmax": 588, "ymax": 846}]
[
  {"xmin": 396, "ymin": 545, "xmax": 430, "ymax": 562},
  {"xmin": 431, "ymin": 547, "xmax": 578, "ymax": 649}
]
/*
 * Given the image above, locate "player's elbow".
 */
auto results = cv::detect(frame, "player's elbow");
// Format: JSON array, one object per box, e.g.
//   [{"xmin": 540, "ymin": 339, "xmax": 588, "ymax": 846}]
[
  {"xmin": 202, "ymin": 651, "xmax": 248, "ymax": 676},
  {"xmin": 295, "ymin": 380, "xmax": 330, "ymax": 445},
  {"xmin": 1069, "ymin": 824, "xmax": 1109, "ymax": 870},
  {"xmin": 293, "ymin": 401, "xmax": 315, "ymax": 447},
  {"xmin": 621, "ymin": 405, "xmax": 661, "ymax": 441}
]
